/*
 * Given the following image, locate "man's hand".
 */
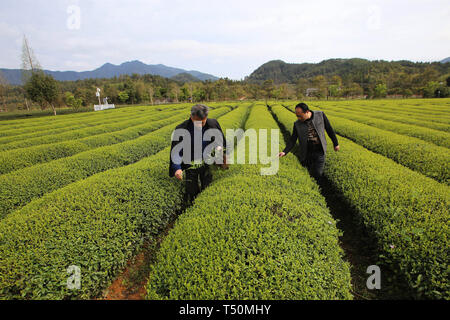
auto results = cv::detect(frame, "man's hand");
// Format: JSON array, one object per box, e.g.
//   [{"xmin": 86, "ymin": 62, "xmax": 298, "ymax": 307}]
[
  {"xmin": 175, "ymin": 169, "xmax": 183, "ymax": 181},
  {"xmin": 334, "ymin": 145, "xmax": 340, "ymax": 152},
  {"xmin": 278, "ymin": 152, "xmax": 286, "ymax": 158}
]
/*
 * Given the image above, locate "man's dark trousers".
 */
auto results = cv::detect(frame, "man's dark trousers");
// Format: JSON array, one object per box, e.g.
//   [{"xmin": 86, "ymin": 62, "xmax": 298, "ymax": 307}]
[
  {"xmin": 184, "ymin": 164, "xmax": 212, "ymax": 205},
  {"xmin": 303, "ymin": 143, "xmax": 325, "ymax": 182}
]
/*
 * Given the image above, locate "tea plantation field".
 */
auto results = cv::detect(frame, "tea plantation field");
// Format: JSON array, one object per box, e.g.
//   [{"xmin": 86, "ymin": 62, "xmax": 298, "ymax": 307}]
[{"xmin": 0, "ymin": 99, "xmax": 448, "ymax": 300}]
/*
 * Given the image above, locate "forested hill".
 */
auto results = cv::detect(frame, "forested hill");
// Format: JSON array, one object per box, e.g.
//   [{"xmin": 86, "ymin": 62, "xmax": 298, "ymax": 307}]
[{"xmin": 246, "ymin": 58, "xmax": 450, "ymax": 84}]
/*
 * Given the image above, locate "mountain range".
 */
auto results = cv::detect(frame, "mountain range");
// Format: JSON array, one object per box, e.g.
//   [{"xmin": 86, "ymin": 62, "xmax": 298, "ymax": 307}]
[
  {"xmin": 0, "ymin": 60, "xmax": 219, "ymax": 85},
  {"xmin": 1, "ymin": 57, "xmax": 448, "ymax": 86}
]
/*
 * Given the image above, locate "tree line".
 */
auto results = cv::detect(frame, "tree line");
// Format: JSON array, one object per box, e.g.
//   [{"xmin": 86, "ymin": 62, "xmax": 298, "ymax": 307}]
[
  {"xmin": 246, "ymin": 59, "xmax": 450, "ymax": 99},
  {"xmin": 0, "ymin": 38, "xmax": 449, "ymax": 114}
]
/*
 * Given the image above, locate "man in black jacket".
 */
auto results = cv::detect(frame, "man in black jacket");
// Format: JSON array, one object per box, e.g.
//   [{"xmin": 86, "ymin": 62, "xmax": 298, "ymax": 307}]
[
  {"xmin": 278, "ymin": 103, "xmax": 340, "ymax": 182},
  {"xmin": 169, "ymin": 104, "xmax": 226, "ymax": 204}
]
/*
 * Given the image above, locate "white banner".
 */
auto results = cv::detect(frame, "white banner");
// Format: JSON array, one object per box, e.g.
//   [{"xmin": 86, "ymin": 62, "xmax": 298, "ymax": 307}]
[{"xmin": 94, "ymin": 104, "xmax": 115, "ymax": 111}]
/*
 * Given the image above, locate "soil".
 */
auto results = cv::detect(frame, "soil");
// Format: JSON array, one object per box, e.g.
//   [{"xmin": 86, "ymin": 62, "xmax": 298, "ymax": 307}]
[{"xmin": 99, "ymin": 219, "xmax": 177, "ymax": 300}]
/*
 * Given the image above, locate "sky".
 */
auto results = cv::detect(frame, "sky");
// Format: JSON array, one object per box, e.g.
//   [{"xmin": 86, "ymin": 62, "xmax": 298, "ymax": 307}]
[{"xmin": 1, "ymin": 0, "xmax": 449, "ymax": 80}]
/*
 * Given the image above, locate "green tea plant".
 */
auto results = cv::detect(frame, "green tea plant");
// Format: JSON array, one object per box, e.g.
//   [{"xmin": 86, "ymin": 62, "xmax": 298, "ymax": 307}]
[
  {"xmin": 283, "ymin": 104, "xmax": 450, "ymax": 184},
  {"xmin": 145, "ymin": 104, "xmax": 352, "ymax": 300},
  {"xmin": 0, "ymin": 104, "xmax": 249, "ymax": 299},
  {"xmin": 0, "ymin": 105, "xmax": 190, "ymax": 149},
  {"xmin": 0, "ymin": 107, "xmax": 193, "ymax": 174},
  {"xmin": 314, "ymin": 106, "xmax": 450, "ymax": 148},
  {"xmin": 307, "ymin": 103, "xmax": 450, "ymax": 133},
  {"xmin": 0, "ymin": 103, "xmax": 192, "ymax": 135},
  {"xmin": 0, "ymin": 107, "xmax": 232, "ymax": 219},
  {"xmin": 272, "ymin": 104, "xmax": 449, "ymax": 299}
]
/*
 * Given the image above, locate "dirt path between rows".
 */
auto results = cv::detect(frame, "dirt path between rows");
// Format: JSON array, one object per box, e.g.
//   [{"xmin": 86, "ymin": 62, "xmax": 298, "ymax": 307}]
[{"xmin": 99, "ymin": 219, "xmax": 177, "ymax": 300}]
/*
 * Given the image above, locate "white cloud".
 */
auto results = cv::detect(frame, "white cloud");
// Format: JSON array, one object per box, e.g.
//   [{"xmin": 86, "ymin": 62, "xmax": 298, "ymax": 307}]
[{"xmin": 0, "ymin": 0, "xmax": 449, "ymax": 79}]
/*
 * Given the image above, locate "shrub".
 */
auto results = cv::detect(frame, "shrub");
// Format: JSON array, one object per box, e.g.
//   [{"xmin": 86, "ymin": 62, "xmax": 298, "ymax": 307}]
[
  {"xmin": 0, "ymin": 107, "xmax": 193, "ymax": 173},
  {"xmin": 0, "ymin": 107, "xmax": 231, "ymax": 219},
  {"xmin": 146, "ymin": 104, "xmax": 352, "ymax": 300},
  {"xmin": 316, "ymin": 107, "xmax": 450, "ymax": 148},
  {"xmin": 0, "ymin": 104, "xmax": 248, "ymax": 299},
  {"xmin": 271, "ymin": 103, "xmax": 450, "ymax": 299}
]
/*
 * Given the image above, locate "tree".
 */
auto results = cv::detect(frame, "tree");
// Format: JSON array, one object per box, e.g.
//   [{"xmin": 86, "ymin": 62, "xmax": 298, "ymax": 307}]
[
  {"xmin": 21, "ymin": 35, "xmax": 42, "ymax": 79},
  {"xmin": 187, "ymin": 83, "xmax": 194, "ymax": 102},
  {"xmin": 193, "ymin": 87, "xmax": 206, "ymax": 102},
  {"xmin": 402, "ymin": 88, "xmax": 413, "ymax": 98},
  {"xmin": 118, "ymin": 91, "xmax": 129, "ymax": 104},
  {"xmin": 64, "ymin": 92, "xmax": 83, "ymax": 109},
  {"xmin": 328, "ymin": 76, "xmax": 343, "ymax": 99},
  {"xmin": 277, "ymin": 83, "xmax": 291, "ymax": 100},
  {"xmin": 446, "ymin": 76, "xmax": 450, "ymax": 87},
  {"xmin": 74, "ymin": 87, "xmax": 94, "ymax": 107},
  {"xmin": 246, "ymin": 83, "xmax": 261, "ymax": 100},
  {"xmin": 330, "ymin": 75, "xmax": 343, "ymax": 87},
  {"xmin": 104, "ymin": 84, "xmax": 119, "ymax": 104},
  {"xmin": 435, "ymin": 86, "xmax": 449, "ymax": 98},
  {"xmin": 328, "ymin": 85, "xmax": 341, "ymax": 98},
  {"xmin": 21, "ymin": 35, "xmax": 42, "ymax": 110},
  {"xmin": 213, "ymin": 80, "xmax": 227, "ymax": 101},
  {"xmin": 421, "ymin": 67, "xmax": 440, "ymax": 86},
  {"xmin": 124, "ymin": 80, "xmax": 136, "ymax": 104},
  {"xmin": 0, "ymin": 71, "xmax": 9, "ymax": 112},
  {"xmin": 159, "ymin": 86, "xmax": 168, "ymax": 99},
  {"xmin": 135, "ymin": 81, "xmax": 146, "ymax": 104},
  {"xmin": 343, "ymin": 82, "xmax": 364, "ymax": 97},
  {"xmin": 423, "ymin": 81, "xmax": 439, "ymax": 98},
  {"xmin": 295, "ymin": 78, "xmax": 308, "ymax": 99},
  {"xmin": 310, "ymin": 75, "xmax": 328, "ymax": 98},
  {"xmin": 24, "ymin": 71, "xmax": 59, "ymax": 115},
  {"xmin": 170, "ymin": 82, "xmax": 180, "ymax": 102},
  {"xmin": 148, "ymin": 86, "xmax": 154, "ymax": 105},
  {"xmin": 262, "ymin": 79, "xmax": 274, "ymax": 103},
  {"xmin": 374, "ymin": 83, "xmax": 387, "ymax": 98}
]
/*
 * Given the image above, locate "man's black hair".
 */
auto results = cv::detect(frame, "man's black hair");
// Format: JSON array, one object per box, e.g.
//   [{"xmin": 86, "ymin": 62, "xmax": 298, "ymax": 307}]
[
  {"xmin": 191, "ymin": 104, "xmax": 209, "ymax": 119},
  {"xmin": 295, "ymin": 103, "xmax": 310, "ymax": 113}
]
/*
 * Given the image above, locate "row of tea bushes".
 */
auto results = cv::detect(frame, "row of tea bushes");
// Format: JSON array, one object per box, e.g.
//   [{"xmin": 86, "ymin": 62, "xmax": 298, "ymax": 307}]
[
  {"xmin": 0, "ymin": 105, "xmax": 188, "ymax": 149},
  {"xmin": 0, "ymin": 107, "xmax": 193, "ymax": 174},
  {"xmin": 306, "ymin": 103, "xmax": 450, "ymax": 133},
  {"xmin": 283, "ymin": 104, "xmax": 449, "ymax": 184},
  {"xmin": 0, "ymin": 103, "xmax": 191, "ymax": 142},
  {"xmin": 0, "ymin": 105, "xmax": 249, "ymax": 299},
  {"xmin": 309, "ymin": 105, "xmax": 450, "ymax": 148},
  {"xmin": 0, "ymin": 103, "xmax": 192, "ymax": 133},
  {"xmin": 325, "ymin": 115, "xmax": 449, "ymax": 185},
  {"xmin": 272, "ymin": 104, "xmax": 449, "ymax": 299},
  {"xmin": 302, "ymin": 99, "xmax": 450, "ymax": 122},
  {"xmin": 0, "ymin": 107, "xmax": 232, "ymax": 219},
  {"xmin": 145, "ymin": 104, "xmax": 353, "ymax": 300},
  {"xmin": 0, "ymin": 104, "xmax": 167, "ymax": 138}
]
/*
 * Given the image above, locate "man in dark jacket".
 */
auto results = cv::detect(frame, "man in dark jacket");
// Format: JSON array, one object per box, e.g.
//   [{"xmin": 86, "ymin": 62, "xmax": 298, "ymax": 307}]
[
  {"xmin": 169, "ymin": 104, "xmax": 226, "ymax": 204},
  {"xmin": 278, "ymin": 102, "xmax": 340, "ymax": 181}
]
